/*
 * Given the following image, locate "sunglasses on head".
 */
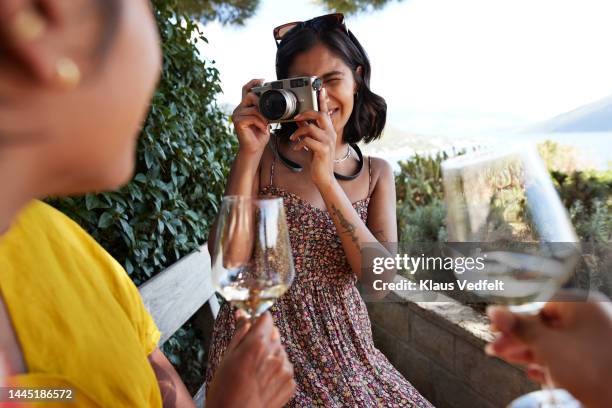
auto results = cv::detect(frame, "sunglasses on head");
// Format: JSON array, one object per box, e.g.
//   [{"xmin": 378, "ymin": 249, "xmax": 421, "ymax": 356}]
[{"xmin": 273, "ymin": 13, "xmax": 348, "ymax": 46}]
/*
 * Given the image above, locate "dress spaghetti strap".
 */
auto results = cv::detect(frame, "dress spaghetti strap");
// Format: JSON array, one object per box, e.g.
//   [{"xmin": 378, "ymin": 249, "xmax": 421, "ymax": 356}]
[
  {"xmin": 269, "ymin": 153, "xmax": 276, "ymax": 187},
  {"xmin": 367, "ymin": 156, "xmax": 373, "ymax": 198}
]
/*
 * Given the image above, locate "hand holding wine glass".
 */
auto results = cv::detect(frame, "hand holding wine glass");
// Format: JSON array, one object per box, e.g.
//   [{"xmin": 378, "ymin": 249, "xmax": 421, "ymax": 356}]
[
  {"xmin": 442, "ymin": 145, "xmax": 581, "ymax": 407},
  {"xmin": 206, "ymin": 310, "xmax": 296, "ymax": 408},
  {"xmin": 486, "ymin": 294, "xmax": 612, "ymax": 408}
]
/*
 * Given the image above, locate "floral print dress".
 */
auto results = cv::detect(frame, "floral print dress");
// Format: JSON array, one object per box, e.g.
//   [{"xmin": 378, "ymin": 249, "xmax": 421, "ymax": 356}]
[{"xmin": 206, "ymin": 155, "xmax": 433, "ymax": 407}]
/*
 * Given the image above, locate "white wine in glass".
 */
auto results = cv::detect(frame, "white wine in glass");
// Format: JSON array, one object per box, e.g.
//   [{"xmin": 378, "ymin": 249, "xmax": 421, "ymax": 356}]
[
  {"xmin": 442, "ymin": 145, "xmax": 582, "ymax": 407},
  {"xmin": 211, "ymin": 196, "xmax": 294, "ymax": 319}
]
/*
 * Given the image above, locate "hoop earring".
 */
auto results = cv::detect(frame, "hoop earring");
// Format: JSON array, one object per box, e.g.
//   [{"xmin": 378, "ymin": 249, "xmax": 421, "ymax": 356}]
[{"xmin": 56, "ymin": 58, "xmax": 81, "ymax": 88}]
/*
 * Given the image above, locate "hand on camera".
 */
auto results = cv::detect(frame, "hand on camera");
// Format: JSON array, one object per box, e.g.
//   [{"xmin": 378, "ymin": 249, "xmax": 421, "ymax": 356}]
[
  {"xmin": 289, "ymin": 88, "xmax": 337, "ymax": 188},
  {"xmin": 232, "ymin": 79, "xmax": 271, "ymax": 156}
]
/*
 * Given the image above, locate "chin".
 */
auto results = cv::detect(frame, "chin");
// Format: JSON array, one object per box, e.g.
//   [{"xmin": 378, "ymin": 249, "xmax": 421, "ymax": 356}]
[
  {"xmin": 102, "ymin": 168, "xmax": 135, "ymax": 191},
  {"xmin": 101, "ymin": 158, "xmax": 136, "ymax": 191},
  {"xmin": 60, "ymin": 167, "xmax": 133, "ymax": 196},
  {"xmin": 334, "ymin": 119, "xmax": 350, "ymax": 139},
  {"xmin": 79, "ymin": 155, "xmax": 136, "ymax": 194}
]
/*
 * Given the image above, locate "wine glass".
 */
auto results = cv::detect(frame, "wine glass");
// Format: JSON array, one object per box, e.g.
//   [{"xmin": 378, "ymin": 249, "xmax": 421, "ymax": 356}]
[
  {"xmin": 442, "ymin": 145, "xmax": 581, "ymax": 407},
  {"xmin": 211, "ymin": 196, "xmax": 294, "ymax": 320}
]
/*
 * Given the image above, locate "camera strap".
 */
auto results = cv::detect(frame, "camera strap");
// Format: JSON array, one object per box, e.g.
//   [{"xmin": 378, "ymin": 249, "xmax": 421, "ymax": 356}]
[{"xmin": 272, "ymin": 134, "xmax": 363, "ymax": 181}]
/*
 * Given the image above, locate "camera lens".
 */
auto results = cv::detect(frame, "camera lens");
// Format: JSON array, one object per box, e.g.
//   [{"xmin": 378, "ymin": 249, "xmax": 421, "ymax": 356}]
[{"xmin": 259, "ymin": 89, "xmax": 298, "ymax": 121}]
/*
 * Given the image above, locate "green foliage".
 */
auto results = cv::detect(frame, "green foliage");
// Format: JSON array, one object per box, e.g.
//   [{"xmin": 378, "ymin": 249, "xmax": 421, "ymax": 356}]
[
  {"xmin": 553, "ymin": 170, "xmax": 612, "ymax": 243},
  {"xmin": 395, "ymin": 142, "xmax": 611, "ymax": 298},
  {"xmin": 396, "ymin": 143, "xmax": 610, "ymax": 245},
  {"xmin": 395, "ymin": 150, "xmax": 459, "ymax": 242},
  {"xmin": 398, "ymin": 198, "xmax": 447, "ymax": 243},
  {"xmin": 571, "ymin": 200, "xmax": 611, "ymax": 243},
  {"xmin": 318, "ymin": 0, "xmax": 403, "ymax": 15},
  {"xmin": 47, "ymin": 0, "xmax": 237, "ymax": 393},
  {"xmin": 540, "ymin": 141, "xmax": 611, "ymax": 243},
  {"xmin": 161, "ymin": 324, "xmax": 207, "ymax": 392},
  {"xmin": 395, "ymin": 142, "xmax": 612, "ymax": 302},
  {"xmin": 537, "ymin": 140, "xmax": 581, "ymax": 173},
  {"xmin": 177, "ymin": 0, "xmax": 260, "ymax": 25},
  {"xmin": 395, "ymin": 150, "xmax": 448, "ymax": 211},
  {"xmin": 177, "ymin": 0, "xmax": 406, "ymax": 25}
]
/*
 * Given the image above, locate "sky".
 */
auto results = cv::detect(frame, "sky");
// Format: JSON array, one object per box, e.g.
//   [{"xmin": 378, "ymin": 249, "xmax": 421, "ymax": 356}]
[{"xmin": 196, "ymin": 0, "xmax": 612, "ymax": 137}]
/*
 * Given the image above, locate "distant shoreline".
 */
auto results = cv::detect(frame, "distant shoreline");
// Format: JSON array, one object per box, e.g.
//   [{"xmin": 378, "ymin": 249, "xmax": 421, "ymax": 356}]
[{"xmin": 363, "ymin": 131, "xmax": 611, "ymax": 171}]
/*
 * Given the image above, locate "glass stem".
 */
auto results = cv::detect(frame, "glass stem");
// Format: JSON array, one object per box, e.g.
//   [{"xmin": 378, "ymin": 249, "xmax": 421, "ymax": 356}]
[
  {"xmin": 249, "ymin": 313, "xmax": 258, "ymax": 325},
  {"xmin": 542, "ymin": 366, "xmax": 559, "ymax": 407}
]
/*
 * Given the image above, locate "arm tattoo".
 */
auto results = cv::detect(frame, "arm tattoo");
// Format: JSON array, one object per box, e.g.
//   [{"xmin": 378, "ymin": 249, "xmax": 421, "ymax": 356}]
[{"xmin": 331, "ymin": 204, "xmax": 360, "ymax": 250}]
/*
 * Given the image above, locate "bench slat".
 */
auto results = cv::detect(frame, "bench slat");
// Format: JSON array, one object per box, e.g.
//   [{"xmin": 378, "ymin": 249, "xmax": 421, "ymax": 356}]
[
  {"xmin": 194, "ymin": 384, "xmax": 206, "ymax": 408},
  {"xmin": 208, "ymin": 294, "xmax": 220, "ymax": 319},
  {"xmin": 139, "ymin": 244, "xmax": 215, "ymax": 344}
]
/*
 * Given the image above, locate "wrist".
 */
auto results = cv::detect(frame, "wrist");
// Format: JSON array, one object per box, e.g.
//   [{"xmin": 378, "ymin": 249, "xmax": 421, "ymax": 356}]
[
  {"xmin": 237, "ymin": 147, "xmax": 264, "ymax": 163},
  {"xmin": 225, "ymin": 150, "xmax": 263, "ymax": 197},
  {"xmin": 315, "ymin": 176, "xmax": 340, "ymax": 195}
]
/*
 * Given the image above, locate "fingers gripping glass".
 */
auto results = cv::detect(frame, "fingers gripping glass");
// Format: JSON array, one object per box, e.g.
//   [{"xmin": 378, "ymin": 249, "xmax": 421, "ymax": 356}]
[{"xmin": 273, "ymin": 13, "xmax": 347, "ymax": 46}]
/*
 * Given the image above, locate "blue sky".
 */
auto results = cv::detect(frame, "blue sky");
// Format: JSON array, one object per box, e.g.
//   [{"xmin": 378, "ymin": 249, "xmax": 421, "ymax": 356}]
[{"xmin": 197, "ymin": 0, "xmax": 612, "ymax": 137}]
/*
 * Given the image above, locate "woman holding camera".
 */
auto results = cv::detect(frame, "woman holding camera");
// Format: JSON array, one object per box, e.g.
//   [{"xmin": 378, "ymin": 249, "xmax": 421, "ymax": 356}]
[{"xmin": 206, "ymin": 13, "xmax": 432, "ymax": 407}]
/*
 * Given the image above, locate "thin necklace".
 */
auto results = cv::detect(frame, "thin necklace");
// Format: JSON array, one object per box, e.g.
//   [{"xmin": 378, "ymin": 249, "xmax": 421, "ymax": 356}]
[{"xmin": 334, "ymin": 145, "xmax": 351, "ymax": 164}]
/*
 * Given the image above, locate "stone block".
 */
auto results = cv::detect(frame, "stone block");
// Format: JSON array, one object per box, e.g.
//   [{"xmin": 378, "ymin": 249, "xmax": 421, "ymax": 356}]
[
  {"xmin": 430, "ymin": 363, "xmax": 496, "ymax": 408},
  {"xmin": 411, "ymin": 313, "xmax": 455, "ymax": 372},
  {"xmin": 394, "ymin": 341, "xmax": 435, "ymax": 401},
  {"xmin": 454, "ymin": 337, "xmax": 538, "ymax": 405},
  {"xmin": 367, "ymin": 301, "xmax": 411, "ymax": 342},
  {"xmin": 371, "ymin": 323, "xmax": 401, "ymax": 366}
]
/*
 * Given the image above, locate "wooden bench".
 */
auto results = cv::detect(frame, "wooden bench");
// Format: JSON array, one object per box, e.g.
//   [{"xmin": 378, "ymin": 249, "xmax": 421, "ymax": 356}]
[{"xmin": 139, "ymin": 244, "xmax": 218, "ymax": 408}]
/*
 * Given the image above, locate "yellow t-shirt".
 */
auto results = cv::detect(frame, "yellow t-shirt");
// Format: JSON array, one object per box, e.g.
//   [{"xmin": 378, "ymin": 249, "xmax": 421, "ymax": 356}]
[{"xmin": 0, "ymin": 201, "xmax": 162, "ymax": 407}]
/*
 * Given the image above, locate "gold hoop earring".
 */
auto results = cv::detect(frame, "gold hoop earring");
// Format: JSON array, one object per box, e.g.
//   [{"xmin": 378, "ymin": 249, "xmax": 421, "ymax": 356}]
[
  {"xmin": 56, "ymin": 58, "xmax": 81, "ymax": 88},
  {"xmin": 11, "ymin": 7, "xmax": 46, "ymax": 42}
]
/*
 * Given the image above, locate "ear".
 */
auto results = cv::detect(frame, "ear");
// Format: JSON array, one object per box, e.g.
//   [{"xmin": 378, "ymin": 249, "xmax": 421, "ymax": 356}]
[
  {"xmin": 354, "ymin": 65, "xmax": 363, "ymax": 94},
  {"xmin": 0, "ymin": 0, "xmax": 89, "ymax": 87}
]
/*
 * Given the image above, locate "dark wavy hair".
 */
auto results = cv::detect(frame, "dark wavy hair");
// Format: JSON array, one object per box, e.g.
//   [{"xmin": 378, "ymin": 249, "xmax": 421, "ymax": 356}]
[{"xmin": 274, "ymin": 24, "xmax": 387, "ymax": 144}]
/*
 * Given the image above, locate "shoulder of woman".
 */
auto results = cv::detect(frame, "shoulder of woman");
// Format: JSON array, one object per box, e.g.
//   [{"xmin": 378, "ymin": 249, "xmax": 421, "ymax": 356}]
[{"xmin": 368, "ymin": 156, "xmax": 394, "ymax": 185}]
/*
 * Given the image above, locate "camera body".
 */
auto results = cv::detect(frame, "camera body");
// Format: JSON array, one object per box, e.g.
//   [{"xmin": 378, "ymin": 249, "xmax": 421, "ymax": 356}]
[{"xmin": 252, "ymin": 76, "xmax": 323, "ymax": 123}]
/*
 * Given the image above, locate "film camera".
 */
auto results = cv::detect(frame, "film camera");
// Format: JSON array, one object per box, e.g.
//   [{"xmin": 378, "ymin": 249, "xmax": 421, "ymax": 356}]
[{"xmin": 252, "ymin": 76, "xmax": 323, "ymax": 123}]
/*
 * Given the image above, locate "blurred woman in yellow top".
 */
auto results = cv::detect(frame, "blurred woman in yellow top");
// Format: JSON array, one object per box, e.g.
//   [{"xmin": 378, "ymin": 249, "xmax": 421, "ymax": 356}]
[{"xmin": 0, "ymin": 0, "xmax": 294, "ymax": 407}]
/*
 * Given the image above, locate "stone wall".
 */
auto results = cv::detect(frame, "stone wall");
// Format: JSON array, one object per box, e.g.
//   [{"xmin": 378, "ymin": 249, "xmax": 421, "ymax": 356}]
[{"xmin": 366, "ymin": 277, "xmax": 538, "ymax": 407}]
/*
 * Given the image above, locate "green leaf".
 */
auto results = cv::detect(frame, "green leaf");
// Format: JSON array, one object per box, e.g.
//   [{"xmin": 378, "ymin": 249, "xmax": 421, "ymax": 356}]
[
  {"xmin": 166, "ymin": 223, "xmax": 177, "ymax": 236},
  {"xmin": 120, "ymin": 219, "xmax": 135, "ymax": 245},
  {"xmin": 125, "ymin": 258, "xmax": 134, "ymax": 275},
  {"xmin": 85, "ymin": 195, "xmax": 103, "ymax": 210},
  {"xmin": 98, "ymin": 211, "xmax": 114, "ymax": 229}
]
